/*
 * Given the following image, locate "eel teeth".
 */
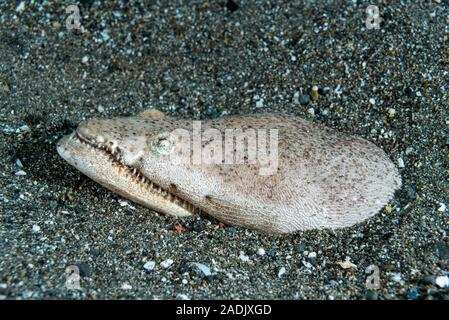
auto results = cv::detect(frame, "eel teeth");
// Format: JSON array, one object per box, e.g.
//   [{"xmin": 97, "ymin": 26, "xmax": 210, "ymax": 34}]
[{"xmin": 75, "ymin": 132, "xmax": 198, "ymax": 214}]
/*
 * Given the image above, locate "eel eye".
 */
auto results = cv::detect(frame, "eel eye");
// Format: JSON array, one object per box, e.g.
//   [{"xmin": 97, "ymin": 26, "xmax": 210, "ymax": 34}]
[{"xmin": 148, "ymin": 132, "xmax": 173, "ymax": 156}]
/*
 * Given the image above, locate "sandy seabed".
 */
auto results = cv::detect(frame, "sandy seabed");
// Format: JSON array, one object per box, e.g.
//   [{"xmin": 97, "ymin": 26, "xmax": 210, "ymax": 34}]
[{"xmin": 0, "ymin": 1, "xmax": 448, "ymax": 299}]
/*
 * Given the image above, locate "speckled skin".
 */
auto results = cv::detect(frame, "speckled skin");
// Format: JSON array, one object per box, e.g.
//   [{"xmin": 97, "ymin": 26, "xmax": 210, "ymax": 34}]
[{"xmin": 57, "ymin": 110, "xmax": 401, "ymax": 234}]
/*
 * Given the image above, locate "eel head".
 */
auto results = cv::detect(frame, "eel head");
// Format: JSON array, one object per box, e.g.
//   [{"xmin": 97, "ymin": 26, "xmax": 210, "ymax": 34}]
[{"xmin": 57, "ymin": 109, "xmax": 198, "ymax": 217}]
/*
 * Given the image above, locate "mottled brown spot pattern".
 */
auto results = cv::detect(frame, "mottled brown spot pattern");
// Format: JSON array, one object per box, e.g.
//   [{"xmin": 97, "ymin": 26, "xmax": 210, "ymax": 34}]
[{"xmin": 57, "ymin": 110, "xmax": 401, "ymax": 234}]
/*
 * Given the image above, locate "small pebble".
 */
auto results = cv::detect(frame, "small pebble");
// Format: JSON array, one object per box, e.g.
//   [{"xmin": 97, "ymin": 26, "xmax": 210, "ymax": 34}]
[
  {"xmin": 388, "ymin": 108, "xmax": 396, "ymax": 117},
  {"xmin": 239, "ymin": 252, "xmax": 250, "ymax": 262},
  {"xmin": 160, "ymin": 259, "xmax": 174, "ymax": 269},
  {"xmin": 257, "ymin": 248, "xmax": 266, "ymax": 256},
  {"xmin": 120, "ymin": 283, "xmax": 132, "ymax": 290},
  {"xmin": 278, "ymin": 267, "xmax": 286, "ymax": 278},
  {"xmin": 302, "ymin": 261, "xmax": 312, "ymax": 269},
  {"xmin": 143, "ymin": 261, "xmax": 155, "ymax": 271},
  {"xmin": 308, "ymin": 252, "xmax": 317, "ymax": 259},
  {"xmin": 307, "ymin": 108, "xmax": 315, "ymax": 116},
  {"xmin": 189, "ymin": 263, "xmax": 212, "ymax": 276},
  {"xmin": 81, "ymin": 56, "xmax": 89, "ymax": 64},
  {"xmin": 435, "ymin": 276, "xmax": 449, "ymax": 288},
  {"xmin": 100, "ymin": 31, "xmax": 110, "ymax": 42},
  {"xmin": 391, "ymin": 273, "xmax": 402, "ymax": 282},
  {"xmin": 32, "ymin": 225, "xmax": 40, "ymax": 233},
  {"xmin": 293, "ymin": 91, "xmax": 300, "ymax": 104},
  {"xmin": 299, "ymin": 94, "xmax": 310, "ymax": 105},
  {"xmin": 337, "ymin": 257, "xmax": 357, "ymax": 269},
  {"xmin": 321, "ymin": 87, "xmax": 331, "ymax": 95},
  {"xmin": 16, "ymin": 1, "xmax": 25, "ymax": 12},
  {"xmin": 112, "ymin": 11, "xmax": 123, "ymax": 18},
  {"xmin": 206, "ymin": 107, "xmax": 221, "ymax": 118},
  {"xmin": 310, "ymin": 86, "xmax": 319, "ymax": 101}
]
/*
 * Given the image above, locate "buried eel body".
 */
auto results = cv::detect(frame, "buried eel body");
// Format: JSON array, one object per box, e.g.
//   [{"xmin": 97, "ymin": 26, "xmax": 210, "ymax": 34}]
[{"xmin": 57, "ymin": 109, "xmax": 401, "ymax": 234}]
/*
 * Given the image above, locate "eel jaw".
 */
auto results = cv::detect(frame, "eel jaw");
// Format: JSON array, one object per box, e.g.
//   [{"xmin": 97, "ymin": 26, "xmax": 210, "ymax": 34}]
[{"xmin": 56, "ymin": 131, "xmax": 196, "ymax": 217}]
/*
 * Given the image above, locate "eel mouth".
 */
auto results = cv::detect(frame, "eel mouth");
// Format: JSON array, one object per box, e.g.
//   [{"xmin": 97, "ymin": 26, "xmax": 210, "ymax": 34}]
[{"xmin": 57, "ymin": 131, "xmax": 198, "ymax": 217}]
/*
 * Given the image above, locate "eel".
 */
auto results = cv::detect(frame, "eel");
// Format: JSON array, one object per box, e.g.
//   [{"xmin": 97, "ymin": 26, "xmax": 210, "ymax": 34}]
[{"xmin": 57, "ymin": 110, "xmax": 401, "ymax": 234}]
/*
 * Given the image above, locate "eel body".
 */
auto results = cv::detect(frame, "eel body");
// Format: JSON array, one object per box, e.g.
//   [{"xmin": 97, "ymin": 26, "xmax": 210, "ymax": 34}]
[{"xmin": 57, "ymin": 110, "xmax": 401, "ymax": 234}]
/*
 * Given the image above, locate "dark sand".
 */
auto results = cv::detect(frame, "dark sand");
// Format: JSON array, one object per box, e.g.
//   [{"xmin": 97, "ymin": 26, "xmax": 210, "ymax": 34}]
[{"xmin": 0, "ymin": 1, "xmax": 448, "ymax": 299}]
